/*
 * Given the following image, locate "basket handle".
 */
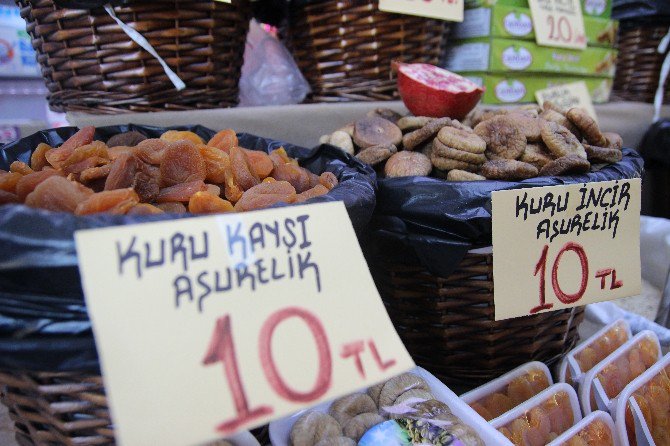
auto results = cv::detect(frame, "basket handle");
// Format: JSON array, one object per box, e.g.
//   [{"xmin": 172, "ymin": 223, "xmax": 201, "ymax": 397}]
[{"xmin": 103, "ymin": 4, "xmax": 186, "ymax": 91}]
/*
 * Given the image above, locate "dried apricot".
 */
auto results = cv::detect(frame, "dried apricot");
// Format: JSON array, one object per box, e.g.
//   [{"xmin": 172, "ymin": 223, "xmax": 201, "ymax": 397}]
[
  {"xmin": 234, "ymin": 181, "xmax": 297, "ymax": 212},
  {"xmin": 132, "ymin": 172, "xmax": 159, "ymax": 203},
  {"xmin": 188, "ymin": 192, "xmax": 234, "ymax": 214},
  {"xmin": 199, "ymin": 145, "xmax": 229, "ymax": 184},
  {"xmin": 25, "ymin": 176, "xmax": 93, "ymax": 213},
  {"xmin": 295, "ymin": 185, "xmax": 329, "ymax": 203},
  {"xmin": 80, "ymin": 164, "xmax": 112, "ymax": 183},
  {"xmin": 63, "ymin": 157, "xmax": 109, "ymax": 176},
  {"xmin": 208, "ymin": 129, "xmax": 238, "ymax": 152},
  {"xmin": 108, "ymin": 145, "xmax": 137, "ymax": 161},
  {"xmin": 206, "ymin": 184, "xmax": 221, "ymax": 197},
  {"xmin": 157, "ymin": 180, "xmax": 207, "ymax": 203},
  {"xmin": 127, "ymin": 203, "xmax": 164, "ymax": 215},
  {"xmin": 159, "ymin": 141, "xmax": 207, "ymax": 187},
  {"xmin": 229, "ymin": 146, "xmax": 260, "ymax": 191},
  {"xmin": 0, "ymin": 171, "xmax": 23, "ymax": 193},
  {"xmin": 46, "ymin": 126, "xmax": 95, "ymax": 169},
  {"xmin": 61, "ymin": 141, "xmax": 108, "ymax": 170},
  {"xmin": 155, "ymin": 202, "xmax": 187, "ymax": 214},
  {"xmin": 107, "ymin": 131, "xmax": 146, "ymax": 148},
  {"xmin": 269, "ymin": 147, "xmax": 298, "ymax": 167},
  {"xmin": 16, "ymin": 169, "xmax": 62, "ymax": 201},
  {"xmin": 0, "ymin": 190, "xmax": 19, "ymax": 205},
  {"xmin": 318, "ymin": 172, "xmax": 338, "ymax": 190},
  {"xmin": 160, "ymin": 130, "xmax": 204, "ymax": 145},
  {"xmin": 243, "ymin": 149, "xmax": 274, "ymax": 179},
  {"xmin": 75, "ymin": 188, "xmax": 140, "ymax": 215},
  {"xmin": 105, "ymin": 153, "xmax": 138, "ymax": 190},
  {"xmin": 10, "ymin": 161, "xmax": 33, "ymax": 175},
  {"xmin": 30, "ymin": 143, "xmax": 52, "ymax": 171},
  {"xmin": 136, "ymin": 139, "xmax": 168, "ymax": 165},
  {"xmin": 271, "ymin": 163, "xmax": 312, "ymax": 193}
]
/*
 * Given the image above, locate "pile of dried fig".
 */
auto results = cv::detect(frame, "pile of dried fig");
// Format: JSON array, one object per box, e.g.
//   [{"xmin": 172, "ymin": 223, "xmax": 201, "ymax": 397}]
[
  {"xmin": 321, "ymin": 104, "xmax": 624, "ymax": 181},
  {"xmin": 0, "ymin": 127, "xmax": 338, "ymax": 215},
  {"xmin": 289, "ymin": 372, "xmax": 483, "ymax": 446}
]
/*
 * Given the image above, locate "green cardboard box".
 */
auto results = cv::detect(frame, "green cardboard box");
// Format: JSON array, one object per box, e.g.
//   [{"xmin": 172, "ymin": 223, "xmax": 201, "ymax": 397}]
[
  {"xmin": 444, "ymin": 38, "xmax": 617, "ymax": 77},
  {"xmin": 453, "ymin": 5, "xmax": 618, "ymax": 47},
  {"xmin": 462, "ymin": 73, "xmax": 613, "ymax": 104},
  {"xmin": 465, "ymin": 0, "xmax": 612, "ymax": 19}
]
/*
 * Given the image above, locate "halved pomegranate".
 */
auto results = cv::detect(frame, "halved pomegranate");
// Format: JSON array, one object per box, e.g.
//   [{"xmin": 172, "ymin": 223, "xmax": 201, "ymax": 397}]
[{"xmin": 395, "ymin": 62, "xmax": 484, "ymax": 120}]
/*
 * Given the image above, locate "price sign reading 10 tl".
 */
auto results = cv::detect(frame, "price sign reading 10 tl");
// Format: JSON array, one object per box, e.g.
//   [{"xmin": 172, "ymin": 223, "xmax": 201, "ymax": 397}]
[
  {"xmin": 492, "ymin": 179, "xmax": 641, "ymax": 321},
  {"xmin": 76, "ymin": 202, "xmax": 414, "ymax": 446}
]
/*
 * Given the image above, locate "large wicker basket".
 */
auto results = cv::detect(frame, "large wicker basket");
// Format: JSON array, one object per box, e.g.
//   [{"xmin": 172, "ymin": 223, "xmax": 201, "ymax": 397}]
[
  {"xmin": 366, "ymin": 247, "xmax": 585, "ymax": 391},
  {"xmin": 284, "ymin": 0, "xmax": 448, "ymax": 102},
  {"xmin": 16, "ymin": 0, "xmax": 251, "ymax": 113},
  {"xmin": 613, "ymin": 20, "xmax": 670, "ymax": 103}
]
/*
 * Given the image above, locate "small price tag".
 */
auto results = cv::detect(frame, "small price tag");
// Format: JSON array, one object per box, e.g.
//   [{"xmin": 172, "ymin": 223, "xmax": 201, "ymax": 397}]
[
  {"xmin": 536, "ymin": 81, "xmax": 598, "ymax": 122},
  {"xmin": 76, "ymin": 202, "xmax": 414, "ymax": 446},
  {"xmin": 528, "ymin": 0, "xmax": 586, "ymax": 49},
  {"xmin": 379, "ymin": 0, "xmax": 464, "ymax": 22},
  {"xmin": 492, "ymin": 179, "xmax": 641, "ymax": 321}
]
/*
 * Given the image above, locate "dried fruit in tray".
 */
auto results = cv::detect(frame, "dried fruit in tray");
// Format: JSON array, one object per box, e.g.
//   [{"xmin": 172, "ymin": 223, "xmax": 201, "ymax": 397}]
[
  {"xmin": 559, "ymin": 419, "xmax": 614, "ymax": 446},
  {"xmin": 624, "ymin": 365, "xmax": 670, "ymax": 446},
  {"xmin": 1, "ymin": 127, "xmax": 338, "ymax": 215},
  {"xmin": 565, "ymin": 323, "xmax": 629, "ymax": 385},
  {"xmin": 470, "ymin": 368, "xmax": 551, "ymax": 421},
  {"xmin": 289, "ymin": 372, "xmax": 484, "ymax": 446},
  {"xmin": 497, "ymin": 391, "xmax": 575, "ymax": 445},
  {"xmin": 589, "ymin": 336, "xmax": 660, "ymax": 409}
]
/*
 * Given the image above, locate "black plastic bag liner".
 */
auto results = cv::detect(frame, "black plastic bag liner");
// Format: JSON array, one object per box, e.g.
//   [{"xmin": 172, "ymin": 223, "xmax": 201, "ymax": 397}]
[
  {"xmin": 0, "ymin": 124, "xmax": 376, "ymax": 372},
  {"xmin": 366, "ymin": 149, "xmax": 643, "ymax": 280},
  {"xmin": 613, "ymin": 0, "xmax": 670, "ymax": 20}
]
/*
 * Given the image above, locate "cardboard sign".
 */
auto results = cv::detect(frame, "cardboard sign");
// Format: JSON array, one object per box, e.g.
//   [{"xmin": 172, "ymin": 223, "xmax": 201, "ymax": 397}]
[
  {"xmin": 379, "ymin": 0, "xmax": 464, "ymax": 22},
  {"xmin": 528, "ymin": 0, "xmax": 587, "ymax": 49},
  {"xmin": 75, "ymin": 202, "xmax": 414, "ymax": 446},
  {"xmin": 536, "ymin": 81, "xmax": 598, "ymax": 121},
  {"xmin": 492, "ymin": 179, "xmax": 641, "ymax": 321}
]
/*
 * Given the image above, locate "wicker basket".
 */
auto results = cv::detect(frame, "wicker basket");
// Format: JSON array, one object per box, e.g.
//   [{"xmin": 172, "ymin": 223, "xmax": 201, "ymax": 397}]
[
  {"xmin": 367, "ymin": 248, "xmax": 585, "ymax": 390},
  {"xmin": 16, "ymin": 0, "xmax": 251, "ymax": 114},
  {"xmin": 613, "ymin": 21, "xmax": 670, "ymax": 103},
  {"xmin": 0, "ymin": 370, "xmax": 271, "ymax": 445},
  {"xmin": 284, "ymin": 0, "xmax": 448, "ymax": 102}
]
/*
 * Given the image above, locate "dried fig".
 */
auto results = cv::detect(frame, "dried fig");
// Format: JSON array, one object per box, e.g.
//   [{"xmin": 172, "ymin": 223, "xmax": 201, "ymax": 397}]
[{"xmin": 353, "ymin": 116, "xmax": 402, "ymax": 149}]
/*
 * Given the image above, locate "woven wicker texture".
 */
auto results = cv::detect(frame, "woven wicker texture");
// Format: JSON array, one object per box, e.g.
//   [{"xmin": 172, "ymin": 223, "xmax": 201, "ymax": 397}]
[
  {"xmin": 285, "ymin": 0, "xmax": 448, "ymax": 102},
  {"xmin": 613, "ymin": 22, "xmax": 670, "ymax": 103},
  {"xmin": 369, "ymin": 252, "xmax": 584, "ymax": 389},
  {"xmin": 0, "ymin": 371, "xmax": 272, "ymax": 445},
  {"xmin": 16, "ymin": 0, "xmax": 251, "ymax": 114}
]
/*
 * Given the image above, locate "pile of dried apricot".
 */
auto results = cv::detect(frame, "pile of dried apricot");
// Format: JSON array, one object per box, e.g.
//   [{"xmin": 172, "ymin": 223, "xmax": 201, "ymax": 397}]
[
  {"xmin": 0, "ymin": 127, "xmax": 338, "ymax": 215},
  {"xmin": 321, "ymin": 103, "xmax": 624, "ymax": 181},
  {"xmin": 565, "ymin": 324, "xmax": 629, "ymax": 385},
  {"xmin": 625, "ymin": 362, "xmax": 670, "ymax": 445},
  {"xmin": 561, "ymin": 418, "xmax": 614, "ymax": 446},
  {"xmin": 497, "ymin": 390, "xmax": 575, "ymax": 445},
  {"xmin": 469, "ymin": 368, "xmax": 551, "ymax": 421}
]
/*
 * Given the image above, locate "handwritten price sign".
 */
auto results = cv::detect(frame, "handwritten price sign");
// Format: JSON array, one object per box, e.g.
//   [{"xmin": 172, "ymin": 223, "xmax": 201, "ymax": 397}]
[
  {"xmin": 379, "ymin": 0, "xmax": 464, "ymax": 22},
  {"xmin": 536, "ymin": 81, "xmax": 598, "ymax": 122},
  {"xmin": 528, "ymin": 0, "xmax": 587, "ymax": 49},
  {"xmin": 492, "ymin": 179, "xmax": 641, "ymax": 321},
  {"xmin": 76, "ymin": 202, "xmax": 414, "ymax": 446}
]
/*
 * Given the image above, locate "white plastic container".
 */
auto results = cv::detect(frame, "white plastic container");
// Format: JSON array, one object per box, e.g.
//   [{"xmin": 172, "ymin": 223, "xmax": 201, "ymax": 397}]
[
  {"xmin": 490, "ymin": 383, "xmax": 582, "ymax": 443},
  {"xmin": 558, "ymin": 319, "xmax": 632, "ymax": 387},
  {"xmin": 222, "ymin": 431, "xmax": 260, "ymax": 446},
  {"xmin": 547, "ymin": 410, "xmax": 620, "ymax": 446},
  {"xmin": 579, "ymin": 330, "xmax": 661, "ymax": 416},
  {"xmin": 268, "ymin": 366, "xmax": 512, "ymax": 446},
  {"xmin": 613, "ymin": 352, "xmax": 670, "ymax": 446},
  {"xmin": 460, "ymin": 361, "xmax": 553, "ymax": 421}
]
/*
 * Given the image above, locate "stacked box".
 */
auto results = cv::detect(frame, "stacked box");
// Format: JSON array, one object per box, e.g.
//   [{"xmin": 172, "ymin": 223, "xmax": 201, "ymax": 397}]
[{"xmin": 447, "ymin": 0, "xmax": 616, "ymax": 104}]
